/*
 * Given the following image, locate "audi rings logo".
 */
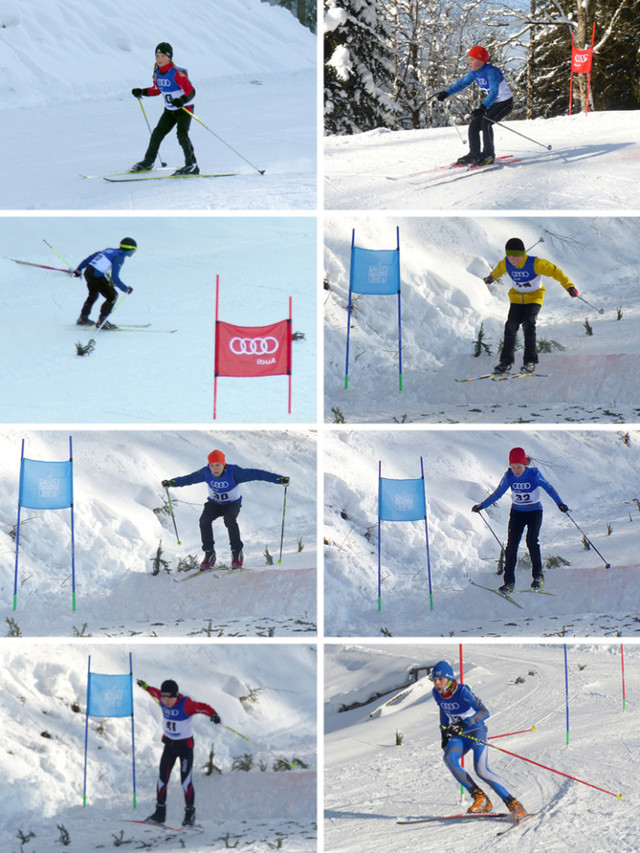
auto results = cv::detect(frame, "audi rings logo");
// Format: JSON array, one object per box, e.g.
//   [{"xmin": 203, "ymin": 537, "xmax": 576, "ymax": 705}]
[{"xmin": 229, "ymin": 336, "xmax": 280, "ymax": 356}]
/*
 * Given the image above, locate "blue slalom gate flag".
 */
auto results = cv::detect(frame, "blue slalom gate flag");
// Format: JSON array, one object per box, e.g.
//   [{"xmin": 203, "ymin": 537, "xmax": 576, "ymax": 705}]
[
  {"xmin": 377, "ymin": 458, "xmax": 433, "ymax": 612},
  {"xmin": 13, "ymin": 437, "xmax": 76, "ymax": 612},
  {"xmin": 345, "ymin": 227, "xmax": 403, "ymax": 390},
  {"xmin": 83, "ymin": 654, "xmax": 137, "ymax": 809}
]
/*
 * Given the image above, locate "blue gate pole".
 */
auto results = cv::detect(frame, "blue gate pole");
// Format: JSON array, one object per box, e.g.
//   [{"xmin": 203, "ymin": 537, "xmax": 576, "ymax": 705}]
[
  {"xmin": 564, "ymin": 644, "xmax": 570, "ymax": 746},
  {"xmin": 12, "ymin": 439, "xmax": 25, "ymax": 611},
  {"xmin": 345, "ymin": 229, "xmax": 355, "ymax": 389},
  {"xmin": 377, "ymin": 460, "xmax": 382, "ymax": 611},
  {"xmin": 83, "ymin": 656, "xmax": 91, "ymax": 806},
  {"xmin": 396, "ymin": 227, "xmax": 403, "ymax": 391},
  {"xmin": 69, "ymin": 436, "xmax": 76, "ymax": 612},
  {"xmin": 421, "ymin": 457, "xmax": 434, "ymax": 611},
  {"xmin": 129, "ymin": 652, "xmax": 137, "ymax": 809}
]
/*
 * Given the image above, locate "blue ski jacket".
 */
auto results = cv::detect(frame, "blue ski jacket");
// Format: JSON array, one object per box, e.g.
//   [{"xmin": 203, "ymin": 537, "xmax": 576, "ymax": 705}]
[
  {"xmin": 76, "ymin": 247, "xmax": 130, "ymax": 292},
  {"xmin": 478, "ymin": 467, "xmax": 564, "ymax": 513},
  {"xmin": 445, "ymin": 63, "xmax": 512, "ymax": 109},
  {"xmin": 432, "ymin": 682, "xmax": 490, "ymax": 733},
  {"xmin": 169, "ymin": 464, "xmax": 282, "ymax": 506}
]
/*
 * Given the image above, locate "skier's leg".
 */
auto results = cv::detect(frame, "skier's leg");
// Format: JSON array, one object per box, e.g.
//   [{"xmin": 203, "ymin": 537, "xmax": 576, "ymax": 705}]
[
  {"xmin": 442, "ymin": 740, "xmax": 476, "ymax": 791},
  {"xmin": 222, "ymin": 503, "xmax": 243, "ymax": 554},
  {"xmin": 199, "ymin": 501, "xmax": 218, "ymax": 553},
  {"xmin": 524, "ymin": 510, "xmax": 544, "ymax": 578},
  {"xmin": 500, "ymin": 304, "xmax": 524, "ymax": 367},
  {"xmin": 178, "ymin": 743, "xmax": 195, "ymax": 807},
  {"xmin": 481, "ymin": 98, "xmax": 513, "ymax": 157},
  {"xmin": 472, "ymin": 739, "xmax": 511, "ymax": 801},
  {"xmin": 176, "ymin": 110, "xmax": 197, "ymax": 166},
  {"xmin": 142, "ymin": 110, "xmax": 177, "ymax": 163},
  {"xmin": 466, "ymin": 113, "xmax": 482, "ymax": 158},
  {"xmin": 503, "ymin": 509, "xmax": 527, "ymax": 586},
  {"xmin": 156, "ymin": 741, "xmax": 178, "ymax": 806},
  {"xmin": 521, "ymin": 304, "xmax": 541, "ymax": 365},
  {"xmin": 96, "ymin": 281, "xmax": 118, "ymax": 325},
  {"xmin": 80, "ymin": 268, "xmax": 101, "ymax": 320}
]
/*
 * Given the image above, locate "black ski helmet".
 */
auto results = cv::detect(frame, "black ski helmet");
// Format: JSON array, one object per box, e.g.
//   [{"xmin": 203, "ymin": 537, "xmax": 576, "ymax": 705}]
[
  {"xmin": 155, "ymin": 42, "xmax": 173, "ymax": 59},
  {"xmin": 505, "ymin": 237, "xmax": 526, "ymax": 256},
  {"xmin": 120, "ymin": 238, "xmax": 137, "ymax": 252},
  {"xmin": 160, "ymin": 679, "xmax": 179, "ymax": 697}
]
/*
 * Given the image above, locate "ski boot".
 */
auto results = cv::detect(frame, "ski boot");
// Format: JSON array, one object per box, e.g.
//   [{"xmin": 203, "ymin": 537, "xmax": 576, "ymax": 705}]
[
  {"xmin": 493, "ymin": 361, "xmax": 512, "ymax": 375},
  {"xmin": 145, "ymin": 803, "xmax": 166, "ymax": 825},
  {"xmin": 231, "ymin": 550, "xmax": 244, "ymax": 569},
  {"xmin": 97, "ymin": 320, "xmax": 118, "ymax": 330},
  {"xmin": 173, "ymin": 163, "xmax": 200, "ymax": 176},
  {"xmin": 476, "ymin": 152, "xmax": 495, "ymax": 166},
  {"xmin": 76, "ymin": 315, "xmax": 93, "ymax": 326},
  {"xmin": 531, "ymin": 574, "xmax": 544, "ymax": 591},
  {"xmin": 130, "ymin": 160, "xmax": 153, "ymax": 173},
  {"xmin": 455, "ymin": 152, "xmax": 480, "ymax": 166},
  {"xmin": 200, "ymin": 550, "xmax": 216, "ymax": 570},
  {"xmin": 499, "ymin": 581, "xmax": 515, "ymax": 594},
  {"xmin": 467, "ymin": 786, "xmax": 493, "ymax": 813},
  {"xmin": 182, "ymin": 806, "xmax": 196, "ymax": 827},
  {"xmin": 520, "ymin": 362, "xmax": 536, "ymax": 374},
  {"xmin": 505, "ymin": 795, "xmax": 527, "ymax": 820}
]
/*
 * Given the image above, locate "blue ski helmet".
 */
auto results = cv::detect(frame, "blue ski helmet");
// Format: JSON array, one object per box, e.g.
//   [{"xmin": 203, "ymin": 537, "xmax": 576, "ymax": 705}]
[{"xmin": 431, "ymin": 660, "xmax": 455, "ymax": 681}]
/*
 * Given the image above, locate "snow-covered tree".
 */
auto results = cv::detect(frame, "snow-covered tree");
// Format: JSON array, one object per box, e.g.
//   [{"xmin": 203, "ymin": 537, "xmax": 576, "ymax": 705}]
[{"xmin": 324, "ymin": 0, "xmax": 397, "ymax": 134}]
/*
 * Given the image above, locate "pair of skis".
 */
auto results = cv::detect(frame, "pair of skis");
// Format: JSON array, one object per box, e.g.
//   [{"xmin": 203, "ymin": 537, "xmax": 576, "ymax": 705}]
[
  {"xmin": 175, "ymin": 566, "xmax": 251, "ymax": 583},
  {"xmin": 456, "ymin": 371, "xmax": 546, "ymax": 383},
  {"xmin": 80, "ymin": 168, "xmax": 236, "ymax": 183},
  {"xmin": 397, "ymin": 811, "xmax": 538, "ymax": 836},
  {"xmin": 386, "ymin": 154, "xmax": 523, "ymax": 183},
  {"xmin": 469, "ymin": 578, "xmax": 555, "ymax": 609}
]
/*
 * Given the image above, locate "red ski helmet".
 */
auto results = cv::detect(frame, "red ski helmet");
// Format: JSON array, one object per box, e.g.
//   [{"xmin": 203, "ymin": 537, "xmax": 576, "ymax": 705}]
[
  {"xmin": 208, "ymin": 450, "xmax": 226, "ymax": 465},
  {"xmin": 468, "ymin": 45, "xmax": 489, "ymax": 63},
  {"xmin": 509, "ymin": 447, "xmax": 528, "ymax": 466}
]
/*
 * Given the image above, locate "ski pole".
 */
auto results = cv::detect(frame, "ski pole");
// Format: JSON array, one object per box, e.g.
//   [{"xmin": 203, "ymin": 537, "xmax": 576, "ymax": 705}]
[
  {"xmin": 180, "ymin": 106, "xmax": 266, "ymax": 174},
  {"xmin": 225, "ymin": 725, "xmax": 293, "ymax": 766},
  {"xmin": 564, "ymin": 512, "xmax": 611, "ymax": 568},
  {"xmin": 489, "ymin": 725, "xmax": 536, "ymax": 740},
  {"xmin": 442, "ymin": 726, "xmax": 621, "ymax": 798},
  {"xmin": 277, "ymin": 485, "xmax": 288, "ymax": 564},
  {"xmin": 42, "ymin": 238, "xmax": 73, "ymax": 269},
  {"xmin": 476, "ymin": 509, "xmax": 505, "ymax": 552},
  {"xmin": 11, "ymin": 259, "xmax": 75, "ymax": 275},
  {"xmin": 576, "ymin": 294, "xmax": 604, "ymax": 314},
  {"xmin": 486, "ymin": 116, "xmax": 552, "ymax": 150},
  {"xmin": 165, "ymin": 487, "xmax": 182, "ymax": 545},
  {"xmin": 136, "ymin": 97, "xmax": 167, "ymax": 168}
]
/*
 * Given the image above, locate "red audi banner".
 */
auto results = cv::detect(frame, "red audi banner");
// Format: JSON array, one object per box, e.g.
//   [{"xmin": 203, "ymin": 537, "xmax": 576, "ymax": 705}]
[
  {"xmin": 215, "ymin": 318, "xmax": 291, "ymax": 377},
  {"xmin": 571, "ymin": 46, "xmax": 593, "ymax": 73}
]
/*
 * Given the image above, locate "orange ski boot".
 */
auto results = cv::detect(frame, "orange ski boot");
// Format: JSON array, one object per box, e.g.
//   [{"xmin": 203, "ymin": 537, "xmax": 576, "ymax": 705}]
[
  {"xmin": 505, "ymin": 795, "xmax": 527, "ymax": 820},
  {"xmin": 467, "ymin": 786, "xmax": 493, "ymax": 813}
]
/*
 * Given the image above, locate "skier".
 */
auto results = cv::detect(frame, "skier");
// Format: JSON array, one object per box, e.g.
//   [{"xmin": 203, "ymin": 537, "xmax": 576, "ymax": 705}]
[
  {"xmin": 136, "ymin": 677, "xmax": 221, "ymax": 827},
  {"xmin": 161, "ymin": 449, "xmax": 290, "ymax": 570},
  {"xmin": 472, "ymin": 446, "xmax": 568, "ymax": 593},
  {"xmin": 130, "ymin": 42, "xmax": 199, "ymax": 176},
  {"xmin": 73, "ymin": 238, "xmax": 136, "ymax": 328},
  {"xmin": 484, "ymin": 237, "xmax": 578, "ymax": 374},
  {"xmin": 431, "ymin": 660, "xmax": 527, "ymax": 819},
  {"xmin": 435, "ymin": 46, "xmax": 513, "ymax": 166}
]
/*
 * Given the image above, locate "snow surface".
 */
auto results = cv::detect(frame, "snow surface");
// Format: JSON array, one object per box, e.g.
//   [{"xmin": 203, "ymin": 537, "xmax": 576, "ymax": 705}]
[
  {"xmin": 1, "ymin": 428, "xmax": 317, "ymax": 637},
  {"xmin": 0, "ymin": 216, "xmax": 317, "ymax": 424},
  {"xmin": 0, "ymin": 0, "xmax": 316, "ymax": 210},
  {"xmin": 325, "ymin": 642, "xmax": 637, "ymax": 853},
  {"xmin": 0, "ymin": 641, "xmax": 316, "ymax": 853},
  {"xmin": 324, "ymin": 111, "xmax": 640, "ymax": 210},
  {"xmin": 324, "ymin": 428, "xmax": 640, "ymax": 637},
  {"xmin": 324, "ymin": 215, "xmax": 640, "ymax": 424}
]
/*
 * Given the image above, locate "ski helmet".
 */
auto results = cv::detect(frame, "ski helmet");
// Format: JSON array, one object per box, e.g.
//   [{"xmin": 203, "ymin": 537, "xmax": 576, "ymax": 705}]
[
  {"xmin": 155, "ymin": 42, "xmax": 173, "ymax": 59},
  {"xmin": 509, "ymin": 447, "xmax": 528, "ymax": 466},
  {"xmin": 120, "ymin": 238, "xmax": 137, "ymax": 253},
  {"xmin": 431, "ymin": 660, "xmax": 455, "ymax": 681},
  {"xmin": 468, "ymin": 45, "xmax": 489, "ymax": 63},
  {"xmin": 208, "ymin": 450, "xmax": 226, "ymax": 465},
  {"xmin": 505, "ymin": 237, "xmax": 525, "ymax": 256},
  {"xmin": 160, "ymin": 679, "xmax": 179, "ymax": 697}
]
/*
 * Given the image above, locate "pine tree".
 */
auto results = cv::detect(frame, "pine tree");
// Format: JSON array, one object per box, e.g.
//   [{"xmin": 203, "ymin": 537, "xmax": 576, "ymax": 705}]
[{"xmin": 324, "ymin": 0, "xmax": 397, "ymax": 134}]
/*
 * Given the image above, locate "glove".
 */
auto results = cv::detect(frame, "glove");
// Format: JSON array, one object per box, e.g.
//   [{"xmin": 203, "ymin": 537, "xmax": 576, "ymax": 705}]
[
  {"xmin": 161, "ymin": 479, "xmax": 175, "ymax": 488},
  {"xmin": 126, "ymin": 286, "xmax": 133, "ymax": 294},
  {"xmin": 435, "ymin": 90, "xmax": 449, "ymax": 102},
  {"xmin": 483, "ymin": 274, "xmax": 495, "ymax": 285},
  {"xmin": 567, "ymin": 287, "xmax": 578, "ymax": 297},
  {"xmin": 131, "ymin": 88, "xmax": 146, "ymax": 98},
  {"xmin": 445, "ymin": 722, "xmax": 464, "ymax": 737},
  {"xmin": 136, "ymin": 679, "xmax": 148, "ymax": 689},
  {"xmin": 278, "ymin": 476, "xmax": 290, "ymax": 486},
  {"xmin": 441, "ymin": 732, "xmax": 450, "ymax": 750},
  {"xmin": 169, "ymin": 95, "xmax": 187, "ymax": 107},
  {"xmin": 471, "ymin": 104, "xmax": 487, "ymax": 118},
  {"xmin": 73, "ymin": 268, "xmax": 82, "ymax": 278},
  {"xmin": 558, "ymin": 503, "xmax": 569, "ymax": 513},
  {"xmin": 471, "ymin": 504, "xmax": 483, "ymax": 513},
  {"xmin": 210, "ymin": 713, "xmax": 221, "ymax": 724}
]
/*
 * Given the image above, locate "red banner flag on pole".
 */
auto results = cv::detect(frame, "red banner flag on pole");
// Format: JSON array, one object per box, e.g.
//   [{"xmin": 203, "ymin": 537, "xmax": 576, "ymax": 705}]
[
  {"xmin": 569, "ymin": 24, "xmax": 596, "ymax": 115},
  {"xmin": 213, "ymin": 275, "xmax": 292, "ymax": 419}
]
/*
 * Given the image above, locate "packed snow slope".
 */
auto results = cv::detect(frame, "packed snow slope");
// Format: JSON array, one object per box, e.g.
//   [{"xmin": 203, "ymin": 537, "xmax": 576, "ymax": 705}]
[
  {"xmin": 324, "ymin": 111, "xmax": 640, "ymax": 210},
  {"xmin": 0, "ymin": 0, "xmax": 316, "ymax": 210},
  {"xmin": 325, "ymin": 643, "xmax": 637, "ymax": 853},
  {"xmin": 324, "ymin": 429, "xmax": 640, "ymax": 637},
  {"xmin": 0, "ymin": 428, "xmax": 317, "ymax": 637},
  {"xmin": 0, "ymin": 641, "xmax": 316, "ymax": 853},
  {"xmin": 324, "ymin": 215, "xmax": 640, "ymax": 424},
  {"xmin": 0, "ymin": 216, "xmax": 316, "ymax": 424}
]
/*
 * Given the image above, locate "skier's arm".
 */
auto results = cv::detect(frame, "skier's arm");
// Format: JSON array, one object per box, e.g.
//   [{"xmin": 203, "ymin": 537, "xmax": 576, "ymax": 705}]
[
  {"xmin": 169, "ymin": 70, "xmax": 195, "ymax": 107},
  {"xmin": 109, "ymin": 255, "xmax": 130, "ymax": 293},
  {"xmin": 75, "ymin": 251, "xmax": 100, "ymax": 273},
  {"xmin": 464, "ymin": 695, "xmax": 490, "ymax": 729},
  {"xmin": 533, "ymin": 258, "xmax": 575, "ymax": 292},
  {"xmin": 477, "ymin": 472, "xmax": 511, "ymax": 509},
  {"xmin": 163, "ymin": 467, "xmax": 208, "ymax": 489},
  {"xmin": 534, "ymin": 470, "xmax": 566, "ymax": 508},
  {"xmin": 233, "ymin": 466, "xmax": 286, "ymax": 486},
  {"xmin": 480, "ymin": 66, "xmax": 502, "ymax": 108},
  {"xmin": 444, "ymin": 70, "xmax": 475, "ymax": 97},
  {"xmin": 137, "ymin": 681, "xmax": 161, "ymax": 703},
  {"xmin": 184, "ymin": 697, "xmax": 221, "ymax": 723},
  {"xmin": 488, "ymin": 258, "xmax": 508, "ymax": 281}
]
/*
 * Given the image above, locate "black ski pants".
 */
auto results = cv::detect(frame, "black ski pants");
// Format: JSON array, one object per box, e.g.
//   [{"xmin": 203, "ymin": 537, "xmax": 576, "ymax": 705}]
[
  {"xmin": 468, "ymin": 97, "xmax": 513, "ymax": 157},
  {"xmin": 156, "ymin": 737, "xmax": 194, "ymax": 807},
  {"xmin": 80, "ymin": 267, "xmax": 117, "ymax": 323},
  {"xmin": 199, "ymin": 500, "xmax": 242, "ymax": 555},
  {"xmin": 145, "ymin": 107, "xmax": 196, "ymax": 166},
  {"xmin": 501, "ymin": 302, "xmax": 542, "ymax": 365},
  {"xmin": 503, "ymin": 508, "xmax": 543, "ymax": 586}
]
